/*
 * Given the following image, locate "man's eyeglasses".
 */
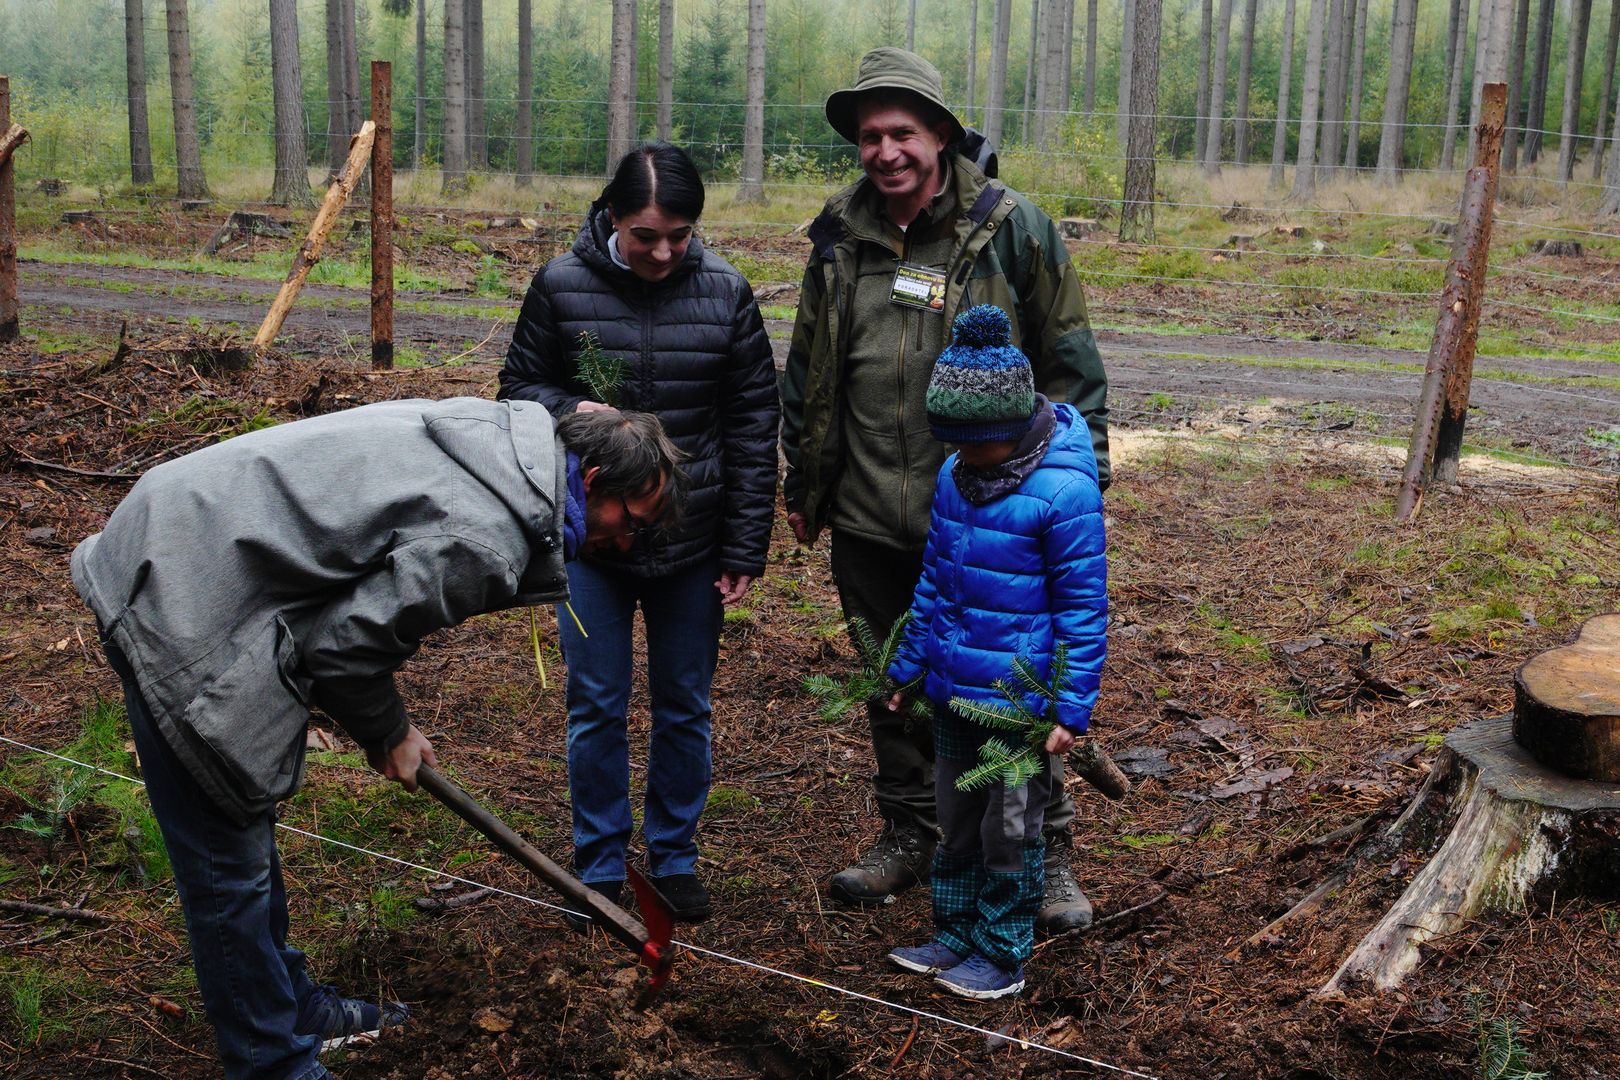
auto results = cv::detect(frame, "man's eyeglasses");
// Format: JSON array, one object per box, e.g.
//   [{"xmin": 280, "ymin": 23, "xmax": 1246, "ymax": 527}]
[{"xmin": 618, "ymin": 493, "xmax": 656, "ymax": 538}]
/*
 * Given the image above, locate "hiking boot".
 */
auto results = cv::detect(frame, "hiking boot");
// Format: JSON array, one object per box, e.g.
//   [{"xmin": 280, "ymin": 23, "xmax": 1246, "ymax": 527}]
[
  {"xmin": 650, "ymin": 872, "xmax": 712, "ymax": 923},
  {"xmin": 1036, "ymin": 836, "xmax": 1094, "ymax": 937},
  {"xmin": 294, "ymin": 984, "xmax": 410, "ymax": 1052},
  {"xmin": 934, "ymin": 955, "xmax": 1025, "ymax": 1000},
  {"xmin": 887, "ymin": 940, "xmax": 966, "ymax": 976},
  {"xmin": 828, "ymin": 819, "xmax": 936, "ymax": 906},
  {"xmin": 563, "ymin": 879, "xmax": 623, "ymax": 934}
]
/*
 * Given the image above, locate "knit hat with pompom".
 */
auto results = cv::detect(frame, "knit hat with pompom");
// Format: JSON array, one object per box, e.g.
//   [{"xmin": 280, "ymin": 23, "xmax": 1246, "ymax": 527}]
[{"xmin": 925, "ymin": 304, "xmax": 1036, "ymax": 443}]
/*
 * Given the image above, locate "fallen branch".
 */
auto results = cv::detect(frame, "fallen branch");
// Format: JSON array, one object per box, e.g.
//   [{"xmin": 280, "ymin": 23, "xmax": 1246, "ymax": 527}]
[
  {"xmin": 0, "ymin": 898, "xmax": 115, "ymax": 924},
  {"xmin": 7, "ymin": 452, "xmax": 140, "ymax": 482},
  {"xmin": 1228, "ymin": 871, "xmax": 1348, "ymax": 958},
  {"xmin": 412, "ymin": 886, "xmax": 495, "ymax": 914}
]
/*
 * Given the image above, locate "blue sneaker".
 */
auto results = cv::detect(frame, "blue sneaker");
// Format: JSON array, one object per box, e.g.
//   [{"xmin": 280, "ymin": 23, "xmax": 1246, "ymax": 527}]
[
  {"xmin": 294, "ymin": 984, "xmax": 410, "ymax": 1052},
  {"xmin": 934, "ymin": 955, "xmax": 1026, "ymax": 1000},
  {"xmin": 886, "ymin": 940, "xmax": 966, "ymax": 975}
]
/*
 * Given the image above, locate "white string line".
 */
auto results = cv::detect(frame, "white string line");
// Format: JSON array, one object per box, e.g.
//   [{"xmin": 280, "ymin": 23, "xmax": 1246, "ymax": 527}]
[{"xmin": 0, "ymin": 733, "xmax": 1158, "ymax": 1080}]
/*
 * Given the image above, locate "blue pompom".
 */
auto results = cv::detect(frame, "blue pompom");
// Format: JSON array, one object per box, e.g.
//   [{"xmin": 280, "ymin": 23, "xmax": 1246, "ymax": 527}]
[{"xmin": 950, "ymin": 304, "xmax": 1012, "ymax": 347}]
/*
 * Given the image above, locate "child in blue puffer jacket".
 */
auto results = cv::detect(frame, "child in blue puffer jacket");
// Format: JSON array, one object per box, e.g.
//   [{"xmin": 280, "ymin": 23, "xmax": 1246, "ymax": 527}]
[{"xmin": 883, "ymin": 304, "xmax": 1108, "ymax": 1000}]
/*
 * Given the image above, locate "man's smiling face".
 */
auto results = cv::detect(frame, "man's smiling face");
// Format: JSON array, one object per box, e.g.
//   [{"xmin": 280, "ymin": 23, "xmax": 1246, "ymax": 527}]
[{"xmin": 854, "ymin": 98, "xmax": 950, "ymax": 207}]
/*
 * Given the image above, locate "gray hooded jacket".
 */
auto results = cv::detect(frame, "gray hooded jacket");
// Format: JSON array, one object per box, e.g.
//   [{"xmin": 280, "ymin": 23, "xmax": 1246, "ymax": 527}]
[{"xmin": 72, "ymin": 397, "xmax": 570, "ymax": 825}]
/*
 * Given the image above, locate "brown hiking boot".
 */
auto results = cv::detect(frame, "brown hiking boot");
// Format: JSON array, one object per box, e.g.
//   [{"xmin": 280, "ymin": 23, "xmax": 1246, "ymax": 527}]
[
  {"xmin": 828, "ymin": 819, "xmax": 936, "ymax": 906},
  {"xmin": 1037, "ymin": 836, "xmax": 1094, "ymax": 936}
]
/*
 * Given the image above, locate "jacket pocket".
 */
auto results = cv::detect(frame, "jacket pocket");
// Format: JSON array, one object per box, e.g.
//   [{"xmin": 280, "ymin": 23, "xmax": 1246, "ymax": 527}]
[{"xmin": 181, "ymin": 618, "xmax": 311, "ymax": 808}]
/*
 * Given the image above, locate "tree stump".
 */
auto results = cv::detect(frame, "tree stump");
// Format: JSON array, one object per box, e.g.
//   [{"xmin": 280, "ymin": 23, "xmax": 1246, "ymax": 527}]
[
  {"xmin": 1514, "ymin": 613, "xmax": 1620, "ymax": 781},
  {"xmin": 1530, "ymin": 238, "xmax": 1583, "ymax": 257},
  {"xmin": 1319, "ymin": 619, "xmax": 1620, "ymax": 994},
  {"xmin": 1060, "ymin": 217, "xmax": 1103, "ymax": 239}
]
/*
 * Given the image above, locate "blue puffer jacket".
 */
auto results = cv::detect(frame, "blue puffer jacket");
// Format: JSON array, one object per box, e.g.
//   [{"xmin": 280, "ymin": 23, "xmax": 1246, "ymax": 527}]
[{"xmin": 888, "ymin": 403, "xmax": 1107, "ymax": 733}]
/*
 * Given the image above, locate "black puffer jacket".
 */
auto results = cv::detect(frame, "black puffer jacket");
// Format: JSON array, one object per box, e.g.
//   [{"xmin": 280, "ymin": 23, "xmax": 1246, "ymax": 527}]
[{"xmin": 498, "ymin": 206, "xmax": 779, "ymax": 578}]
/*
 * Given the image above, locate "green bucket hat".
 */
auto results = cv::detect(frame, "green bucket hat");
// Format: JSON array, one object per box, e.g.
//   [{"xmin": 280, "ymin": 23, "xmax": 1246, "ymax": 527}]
[{"xmin": 824, "ymin": 47, "xmax": 967, "ymax": 146}]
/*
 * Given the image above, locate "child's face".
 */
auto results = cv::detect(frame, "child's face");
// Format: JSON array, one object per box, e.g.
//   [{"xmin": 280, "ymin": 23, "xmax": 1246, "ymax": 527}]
[{"xmin": 955, "ymin": 440, "xmax": 1019, "ymax": 469}]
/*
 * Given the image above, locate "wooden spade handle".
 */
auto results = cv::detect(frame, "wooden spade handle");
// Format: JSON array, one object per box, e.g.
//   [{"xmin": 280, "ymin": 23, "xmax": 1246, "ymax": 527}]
[{"xmin": 415, "ymin": 764, "xmax": 651, "ymax": 954}]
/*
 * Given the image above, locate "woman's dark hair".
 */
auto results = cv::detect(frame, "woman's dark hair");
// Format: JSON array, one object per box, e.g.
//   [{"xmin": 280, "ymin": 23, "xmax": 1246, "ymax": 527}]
[
  {"xmin": 598, "ymin": 141, "xmax": 706, "ymax": 222},
  {"xmin": 556, "ymin": 409, "xmax": 689, "ymax": 528}
]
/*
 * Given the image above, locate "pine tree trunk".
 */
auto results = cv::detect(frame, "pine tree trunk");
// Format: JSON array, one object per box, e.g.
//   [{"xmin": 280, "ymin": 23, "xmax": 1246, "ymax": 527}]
[
  {"xmin": 1591, "ymin": 0, "xmax": 1620, "ymax": 179},
  {"xmin": 1196, "ymin": 0, "xmax": 1212, "ymax": 163},
  {"xmin": 1291, "ymin": 0, "xmax": 1327, "ymax": 198},
  {"xmin": 414, "ymin": 0, "xmax": 426, "ymax": 171},
  {"xmin": 657, "ymin": 0, "xmax": 674, "ymax": 140},
  {"xmin": 1342, "ymin": 0, "xmax": 1369, "ymax": 168},
  {"xmin": 606, "ymin": 0, "xmax": 637, "ymax": 171},
  {"xmin": 341, "ymin": 0, "xmax": 365, "ymax": 193},
  {"xmin": 442, "ymin": 0, "xmax": 468, "ymax": 193},
  {"xmin": 269, "ymin": 0, "xmax": 314, "ymax": 207},
  {"xmin": 165, "ymin": 0, "xmax": 208, "ymax": 200},
  {"xmin": 125, "ymin": 0, "xmax": 154, "ymax": 187},
  {"xmin": 516, "ymin": 0, "xmax": 533, "ymax": 186},
  {"xmin": 1023, "ymin": 0, "xmax": 1040, "ymax": 142},
  {"xmin": 1524, "ymin": 0, "xmax": 1555, "ymax": 161},
  {"xmin": 1084, "ymin": 0, "xmax": 1098, "ymax": 113},
  {"xmin": 327, "ymin": 0, "xmax": 346, "ymax": 177},
  {"xmin": 1439, "ymin": 0, "xmax": 1471, "ymax": 169},
  {"xmin": 1037, "ymin": 0, "xmax": 1069, "ymax": 146},
  {"xmin": 1557, "ymin": 0, "xmax": 1594, "ymax": 182},
  {"xmin": 968, "ymin": 0, "xmax": 980, "ymax": 127},
  {"xmin": 1503, "ymin": 0, "xmax": 1531, "ymax": 169},
  {"xmin": 1118, "ymin": 0, "xmax": 1136, "ymax": 150},
  {"xmin": 466, "ymin": 0, "xmax": 486, "ymax": 169},
  {"xmin": 1062, "ymin": 0, "xmax": 1076, "ymax": 112},
  {"xmin": 1271, "ymin": 0, "xmax": 1298, "ymax": 187},
  {"xmin": 1603, "ymin": 73, "xmax": 1620, "ymax": 209},
  {"xmin": 987, "ymin": 0, "xmax": 1013, "ymax": 146},
  {"xmin": 1318, "ymin": 0, "xmax": 1348, "ymax": 175},
  {"xmin": 740, "ymin": 0, "xmax": 766, "ymax": 200},
  {"xmin": 1204, "ymin": 0, "xmax": 1235, "ymax": 173},
  {"xmin": 1233, "ymin": 0, "xmax": 1259, "ymax": 164},
  {"xmin": 1376, "ymin": 0, "xmax": 1419, "ymax": 182},
  {"xmin": 1120, "ymin": 0, "xmax": 1163, "ymax": 242},
  {"xmin": 342, "ymin": 0, "xmax": 361, "ymax": 137}
]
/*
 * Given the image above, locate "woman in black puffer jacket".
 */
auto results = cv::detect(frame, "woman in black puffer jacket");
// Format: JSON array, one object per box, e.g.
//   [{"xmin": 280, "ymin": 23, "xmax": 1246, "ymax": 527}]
[{"xmin": 498, "ymin": 142, "xmax": 778, "ymax": 924}]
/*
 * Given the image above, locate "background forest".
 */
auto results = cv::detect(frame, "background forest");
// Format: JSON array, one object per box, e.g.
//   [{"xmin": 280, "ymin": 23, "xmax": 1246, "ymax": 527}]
[{"xmin": 0, "ymin": 0, "xmax": 1617, "ymax": 208}]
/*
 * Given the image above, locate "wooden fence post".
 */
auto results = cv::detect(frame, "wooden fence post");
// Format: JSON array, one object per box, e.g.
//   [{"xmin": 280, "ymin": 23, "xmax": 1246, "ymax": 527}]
[
  {"xmin": 371, "ymin": 61, "xmax": 394, "ymax": 370},
  {"xmin": 0, "ymin": 77, "xmax": 19, "ymax": 343},
  {"xmin": 1395, "ymin": 83, "xmax": 1507, "ymax": 523},
  {"xmin": 252, "ymin": 121, "xmax": 376, "ymax": 352}
]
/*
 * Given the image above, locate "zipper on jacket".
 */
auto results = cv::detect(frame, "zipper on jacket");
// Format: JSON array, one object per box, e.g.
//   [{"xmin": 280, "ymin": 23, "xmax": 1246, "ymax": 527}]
[{"xmin": 896, "ymin": 230, "xmax": 914, "ymax": 539}]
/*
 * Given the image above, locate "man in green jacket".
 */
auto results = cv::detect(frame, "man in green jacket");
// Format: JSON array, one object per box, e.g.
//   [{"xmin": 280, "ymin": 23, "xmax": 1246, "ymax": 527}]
[{"xmin": 780, "ymin": 47, "xmax": 1110, "ymax": 933}]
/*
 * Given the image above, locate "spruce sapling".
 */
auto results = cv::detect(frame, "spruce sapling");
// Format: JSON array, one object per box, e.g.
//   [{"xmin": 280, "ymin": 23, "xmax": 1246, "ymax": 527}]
[
  {"xmin": 950, "ymin": 645, "xmax": 1071, "ymax": 792},
  {"xmin": 803, "ymin": 613, "xmax": 929, "ymax": 725},
  {"xmin": 575, "ymin": 330, "xmax": 625, "ymax": 406}
]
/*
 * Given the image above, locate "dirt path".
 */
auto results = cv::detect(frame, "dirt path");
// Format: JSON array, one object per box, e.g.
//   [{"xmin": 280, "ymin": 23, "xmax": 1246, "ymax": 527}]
[{"xmin": 23, "ymin": 259, "xmax": 1619, "ymax": 467}]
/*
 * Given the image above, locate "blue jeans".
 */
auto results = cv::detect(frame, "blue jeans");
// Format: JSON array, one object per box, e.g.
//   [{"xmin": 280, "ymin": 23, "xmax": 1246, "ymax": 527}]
[
  {"xmin": 105, "ymin": 639, "xmax": 329, "ymax": 1080},
  {"xmin": 558, "ymin": 558, "xmax": 722, "ymax": 884}
]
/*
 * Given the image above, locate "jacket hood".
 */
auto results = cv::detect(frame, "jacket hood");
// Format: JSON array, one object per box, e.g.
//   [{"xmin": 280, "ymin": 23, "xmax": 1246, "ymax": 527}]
[
  {"xmin": 571, "ymin": 203, "xmax": 707, "ymax": 290},
  {"xmin": 1043, "ymin": 402, "xmax": 1100, "ymax": 485},
  {"xmin": 420, "ymin": 398, "xmax": 568, "ymax": 597}
]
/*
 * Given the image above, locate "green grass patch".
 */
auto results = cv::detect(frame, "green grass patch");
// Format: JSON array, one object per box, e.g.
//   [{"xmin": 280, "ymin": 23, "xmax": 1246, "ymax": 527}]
[
  {"xmin": 1117, "ymin": 833, "xmax": 1181, "ymax": 850},
  {"xmin": 704, "ymin": 785, "xmax": 759, "ymax": 816},
  {"xmin": 133, "ymin": 395, "xmax": 277, "ymax": 441},
  {"xmin": 1, "ymin": 962, "xmax": 85, "ymax": 1046}
]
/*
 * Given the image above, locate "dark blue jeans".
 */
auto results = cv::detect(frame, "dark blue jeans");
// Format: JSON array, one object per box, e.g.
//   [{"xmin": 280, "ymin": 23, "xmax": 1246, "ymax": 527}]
[
  {"xmin": 105, "ymin": 639, "xmax": 328, "ymax": 1080},
  {"xmin": 557, "ymin": 558, "xmax": 722, "ymax": 884}
]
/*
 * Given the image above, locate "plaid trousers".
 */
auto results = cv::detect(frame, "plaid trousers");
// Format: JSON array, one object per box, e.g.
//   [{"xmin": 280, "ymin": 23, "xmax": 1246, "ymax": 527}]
[{"xmin": 930, "ymin": 751, "xmax": 1051, "ymax": 968}]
